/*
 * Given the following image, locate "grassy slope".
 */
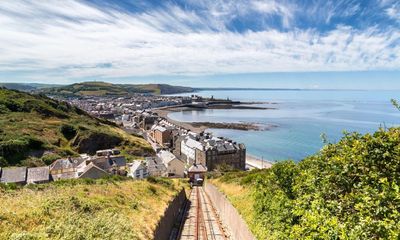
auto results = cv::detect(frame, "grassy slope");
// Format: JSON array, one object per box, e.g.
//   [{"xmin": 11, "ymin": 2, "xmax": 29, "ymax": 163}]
[
  {"xmin": 210, "ymin": 170, "xmax": 268, "ymax": 239},
  {"xmin": 0, "ymin": 88, "xmax": 153, "ymax": 166},
  {"xmin": 0, "ymin": 83, "xmax": 61, "ymax": 92},
  {"xmin": 40, "ymin": 81, "xmax": 193, "ymax": 97},
  {"xmin": 0, "ymin": 178, "xmax": 186, "ymax": 240}
]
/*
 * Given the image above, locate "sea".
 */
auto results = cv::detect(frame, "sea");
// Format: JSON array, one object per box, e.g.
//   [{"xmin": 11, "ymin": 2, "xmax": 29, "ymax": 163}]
[{"xmin": 167, "ymin": 90, "xmax": 400, "ymax": 162}]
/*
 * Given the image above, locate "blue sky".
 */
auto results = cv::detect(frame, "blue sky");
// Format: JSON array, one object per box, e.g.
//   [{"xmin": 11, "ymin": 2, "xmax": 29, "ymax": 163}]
[{"xmin": 0, "ymin": 0, "xmax": 399, "ymax": 89}]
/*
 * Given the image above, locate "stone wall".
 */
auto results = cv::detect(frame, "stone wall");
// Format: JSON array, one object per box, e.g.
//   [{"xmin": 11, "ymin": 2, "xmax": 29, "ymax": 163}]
[
  {"xmin": 204, "ymin": 183, "xmax": 255, "ymax": 240},
  {"xmin": 153, "ymin": 188, "xmax": 187, "ymax": 240}
]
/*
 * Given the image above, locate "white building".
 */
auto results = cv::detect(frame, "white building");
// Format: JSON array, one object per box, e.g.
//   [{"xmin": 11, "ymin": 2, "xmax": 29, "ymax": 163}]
[
  {"xmin": 127, "ymin": 161, "xmax": 148, "ymax": 179},
  {"xmin": 121, "ymin": 114, "xmax": 131, "ymax": 121},
  {"xmin": 180, "ymin": 137, "xmax": 204, "ymax": 165}
]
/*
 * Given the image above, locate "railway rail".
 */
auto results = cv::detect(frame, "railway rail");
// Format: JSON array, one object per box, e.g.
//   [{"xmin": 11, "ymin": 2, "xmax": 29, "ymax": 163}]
[{"xmin": 179, "ymin": 186, "xmax": 228, "ymax": 240}]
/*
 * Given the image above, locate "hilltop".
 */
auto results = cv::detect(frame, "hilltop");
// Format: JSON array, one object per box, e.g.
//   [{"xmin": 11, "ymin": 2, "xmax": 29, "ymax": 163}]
[
  {"xmin": 38, "ymin": 81, "xmax": 193, "ymax": 97},
  {"xmin": 0, "ymin": 88, "xmax": 153, "ymax": 167}
]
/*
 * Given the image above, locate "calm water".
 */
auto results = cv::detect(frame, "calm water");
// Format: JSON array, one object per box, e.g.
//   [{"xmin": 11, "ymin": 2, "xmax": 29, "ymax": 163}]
[{"xmin": 168, "ymin": 90, "xmax": 400, "ymax": 162}]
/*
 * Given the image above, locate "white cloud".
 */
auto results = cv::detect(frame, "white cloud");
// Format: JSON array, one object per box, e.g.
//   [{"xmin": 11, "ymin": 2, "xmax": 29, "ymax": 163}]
[
  {"xmin": 251, "ymin": 0, "xmax": 294, "ymax": 28},
  {"xmin": 386, "ymin": 3, "xmax": 400, "ymax": 22},
  {"xmin": 0, "ymin": 0, "xmax": 399, "ymax": 82}
]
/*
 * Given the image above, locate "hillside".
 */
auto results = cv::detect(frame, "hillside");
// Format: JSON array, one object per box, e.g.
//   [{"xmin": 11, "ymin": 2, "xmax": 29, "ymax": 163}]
[
  {"xmin": 0, "ymin": 88, "xmax": 153, "ymax": 167},
  {"xmin": 39, "ymin": 81, "xmax": 193, "ymax": 97},
  {"xmin": 0, "ymin": 83, "xmax": 61, "ymax": 92},
  {"xmin": 0, "ymin": 177, "xmax": 185, "ymax": 239},
  {"xmin": 210, "ymin": 127, "xmax": 400, "ymax": 239}
]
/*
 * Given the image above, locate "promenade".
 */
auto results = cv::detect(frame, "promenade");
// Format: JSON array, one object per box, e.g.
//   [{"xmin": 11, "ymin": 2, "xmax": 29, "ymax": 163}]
[{"xmin": 246, "ymin": 155, "xmax": 273, "ymax": 169}]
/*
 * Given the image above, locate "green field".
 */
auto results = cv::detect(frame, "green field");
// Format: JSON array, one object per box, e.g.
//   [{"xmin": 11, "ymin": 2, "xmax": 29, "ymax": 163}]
[{"xmin": 0, "ymin": 88, "xmax": 153, "ymax": 167}]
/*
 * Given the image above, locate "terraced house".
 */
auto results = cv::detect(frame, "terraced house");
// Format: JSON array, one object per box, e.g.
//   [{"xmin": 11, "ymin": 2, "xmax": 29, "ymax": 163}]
[{"xmin": 176, "ymin": 132, "xmax": 246, "ymax": 170}]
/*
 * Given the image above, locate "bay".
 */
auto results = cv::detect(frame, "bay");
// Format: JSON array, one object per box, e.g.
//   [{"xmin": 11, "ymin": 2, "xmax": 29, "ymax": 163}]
[{"xmin": 167, "ymin": 90, "xmax": 400, "ymax": 162}]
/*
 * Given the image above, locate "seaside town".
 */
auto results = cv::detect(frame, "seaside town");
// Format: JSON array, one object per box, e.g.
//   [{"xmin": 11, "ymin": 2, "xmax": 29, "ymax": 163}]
[{"xmin": 0, "ymin": 94, "xmax": 268, "ymax": 185}]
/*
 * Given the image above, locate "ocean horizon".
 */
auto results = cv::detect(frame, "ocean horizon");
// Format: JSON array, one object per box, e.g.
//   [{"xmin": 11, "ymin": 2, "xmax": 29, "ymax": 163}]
[{"xmin": 167, "ymin": 89, "xmax": 400, "ymax": 162}]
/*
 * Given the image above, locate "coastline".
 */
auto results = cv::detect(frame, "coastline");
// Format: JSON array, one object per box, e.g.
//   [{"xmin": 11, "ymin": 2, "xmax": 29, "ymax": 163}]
[
  {"xmin": 154, "ymin": 107, "xmax": 277, "ymax": 133},
  {"xmin": 153, "ymin": 103, "xmax": 276, "ymax": 170},
  {"xmin": 246, "ymin": 154, "xmax": 274, "ymax": 169}
]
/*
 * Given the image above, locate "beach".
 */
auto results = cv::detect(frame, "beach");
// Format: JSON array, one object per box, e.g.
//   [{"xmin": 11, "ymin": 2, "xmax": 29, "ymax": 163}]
[{"xmin": 246, "ymin": 155, "xmax": 274, "ymax": 169}]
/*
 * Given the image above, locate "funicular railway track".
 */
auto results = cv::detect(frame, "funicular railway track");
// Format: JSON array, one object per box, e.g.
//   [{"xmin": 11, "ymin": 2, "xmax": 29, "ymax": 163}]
[{"xmin": 179, "ymin": 186, "xmax": 228, "ymax": 240}]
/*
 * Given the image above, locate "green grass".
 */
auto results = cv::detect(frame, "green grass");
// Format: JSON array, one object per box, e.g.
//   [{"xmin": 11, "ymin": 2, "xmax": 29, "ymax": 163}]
[
  {"xmin": 0, "ymin": 88, "xmax": 153, "ymax": 166},
  {"xmin": 0, "ymin": 177, "xmax": 186, "ymax": 240}
]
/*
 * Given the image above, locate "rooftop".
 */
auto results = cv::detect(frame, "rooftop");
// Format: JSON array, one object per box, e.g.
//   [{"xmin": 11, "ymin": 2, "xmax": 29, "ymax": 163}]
[
  {"xmin": 128, "ymin": 160, "xmax": 145, "ymax": 172},
  {"xmin": 157, "ymin": 150, "xmax": 177, "ymax": 165},
  {"xmin": 27, "ymin": 166, "xmax": 50, "ymax": 183},
  {"xmin": 188, "ymin": 164, "xmax": 207, "ymax": 173},
  {"xmin": 50, "ymin": 157, "xmax": 84, "ymax": 171},
  {"xmin": 0, "ymin": 167, "xmax": 27, "ymax": 183}
]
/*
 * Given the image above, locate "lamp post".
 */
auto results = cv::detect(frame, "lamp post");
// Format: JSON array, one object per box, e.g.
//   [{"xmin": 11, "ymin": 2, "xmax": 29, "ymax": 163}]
[{"xmin": 262, "ymin": 156, "xmax": 264, "ymax": 169}]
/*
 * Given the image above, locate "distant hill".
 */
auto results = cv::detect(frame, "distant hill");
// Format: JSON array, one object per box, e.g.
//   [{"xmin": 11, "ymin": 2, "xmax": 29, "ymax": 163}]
[
  {"xmin": 39, "ymin": 81, "xmax": 193, "ymax": 97},
  {"xmin": 0, "ymin": 88, "xmax": 153, "ymax": 167},
  {"xmin": 0, "ymin": 83, "xmax": 62, "ymax": 92}
]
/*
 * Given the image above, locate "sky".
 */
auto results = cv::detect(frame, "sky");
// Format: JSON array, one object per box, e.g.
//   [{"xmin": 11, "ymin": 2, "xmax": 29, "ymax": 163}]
[{"xmin": 0, "ymin": 0, "xmax": 399, "ymax": 89}]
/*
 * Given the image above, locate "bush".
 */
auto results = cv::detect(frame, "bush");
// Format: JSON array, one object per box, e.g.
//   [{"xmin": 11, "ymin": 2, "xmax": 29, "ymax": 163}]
[
  {"xmin": 20, "ymin": 157, "xmax": 45, "ymax": 167},
  {"xmin": 0, "ymin": 104, "xmax": 9, "ymax": 114},
  {"xmin": 1, "ymin": 99, "xmax": 24, "ymax": 112},
  {"xmin": 60, "ymin": 124, "xmax": 77, "ymax": 140},
  {"xmin": 0, "ymin": 137, "xmax": 43, "ymax": 165},
  {"xmin": 219, "ymin": 128, "xmax": 400, "ymax": 239},
  {"xmin": 0, "ymin": 183, "xmax": 20, "ymax": 191},
  {"xmin": 147, "ymin": 176, "xmax": 173, "ymax": 189},
  {"xmin": 23, "ymin": 100, "xmax": 68, "ymax": 118},
  {"xmin": 41, "ymin": 153, "xmax": 62, "ymax": 165},
  {"xmin": 148, "ymin": 185, "xmax": 158, "ymax": 195},
  {"xmin": 0, "ymin": 156, "xmax": 7, "ymax": 167}
]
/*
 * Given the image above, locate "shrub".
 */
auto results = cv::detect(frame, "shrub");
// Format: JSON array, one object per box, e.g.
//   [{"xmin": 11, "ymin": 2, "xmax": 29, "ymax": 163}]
[
  {"xmin": 148, "ymin": 185, "xmax": 158, "ymax": 195},
  {"xmin": 0, "ymin": 156, "xmax": 7, "ymax": 167},
  {"xmin": 41, "ymin": 153, "xmax": 62, "ymax": 165},
  {"xmin": 23, "ymin": 100, "xmax": 68, "ymax": 118},
  {"xmin": 0, "ymin": 104, "xmax": 9, "ymax": 114},
  {"xmin": 147, "ymin": 176, "xmax": 173, "ymax": 189},
  {"xmin": 0, "ymin": 183, "xmax": 20, "ymax": 191},
  {"xmin": 60, "ymin": 124, "xmax": 77, "ymax": 140},
  {"xmin": 218, "ymin": 128, "xmax": 400, "ymax": 239},
  {"xmin": 1, "ymin": 99, "xmax": 24, "ymax": 112},
  {"xmin": 0, "ymin": 137, "xmax": 43, "ymax": 165},
  {"xmin": 20, "ymin": 157, "xmax": 45, "ymax": 167}
]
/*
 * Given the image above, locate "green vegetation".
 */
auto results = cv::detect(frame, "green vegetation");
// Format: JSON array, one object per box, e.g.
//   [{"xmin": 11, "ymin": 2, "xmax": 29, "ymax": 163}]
[
  {"xmin": 0, "ymin": 88, "xmax": 153, "ymax": 166},
  {"xmin": 0, "ymin": 177, "xmax": 186, "ymax": 239},
  {"xmin": 0, "ymin": 83, "xmax": 61, "ymax": 92},
  {"xmin": 211, "ymin": 127, "xmax": 400, "ymax": 239},
  {"xmin": 39, "ymin": 81, "xmax": 193, "ymax": 97}
]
